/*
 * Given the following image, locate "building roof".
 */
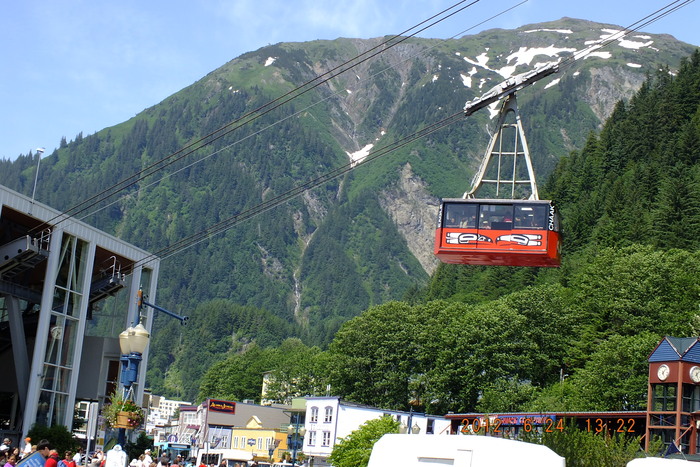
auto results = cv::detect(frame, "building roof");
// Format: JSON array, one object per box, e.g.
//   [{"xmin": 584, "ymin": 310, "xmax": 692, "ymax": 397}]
[{"xmin": 649, "ymin": 336, "xmax": 700, "ymax": 363}]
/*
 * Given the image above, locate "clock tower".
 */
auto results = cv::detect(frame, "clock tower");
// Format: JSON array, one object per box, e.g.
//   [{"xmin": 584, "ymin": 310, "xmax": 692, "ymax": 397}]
[{"xmin": 646, "ymin": 336, "xmax": 700, "ymax": 454}]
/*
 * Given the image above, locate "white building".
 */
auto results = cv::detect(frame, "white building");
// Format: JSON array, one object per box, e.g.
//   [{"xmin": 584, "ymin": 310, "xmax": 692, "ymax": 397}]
[
  {"xmin": 302, "ymin": 396, "xmax": 451, "ymax": 467},
  {"xmin": 147, "ymin": 396, "xmax": 191, "ymax": 427}
]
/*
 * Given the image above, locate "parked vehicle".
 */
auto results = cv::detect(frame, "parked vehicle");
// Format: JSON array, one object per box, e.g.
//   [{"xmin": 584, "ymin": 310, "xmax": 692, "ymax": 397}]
[{"xmin": 367, "ymin": 434, "xmax": 565, "ymax": 467}]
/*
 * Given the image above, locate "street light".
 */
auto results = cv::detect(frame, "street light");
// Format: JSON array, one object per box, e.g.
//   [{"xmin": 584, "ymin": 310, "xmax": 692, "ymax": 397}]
[
  {"xmin": 117, "ymin": 322, "xmax": 150, "ymax": 446},
  {"xmin": 287, "ymin": 413, "xmax": 306, "ymax": 466},
  {"xmin": 119, "ymin": 322, "xmax": 150, "ymax": 388},
  {"xmin": 399, "ymin": 398, "xmax": 422, "ymax": 435}
]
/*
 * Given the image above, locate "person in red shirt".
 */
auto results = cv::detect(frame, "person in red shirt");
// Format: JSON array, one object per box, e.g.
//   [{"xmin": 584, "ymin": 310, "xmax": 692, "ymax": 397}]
[
  {"xmin": 62, "ymin": 451, "xmax": 77, "ymax": 467},
  {"xmin": 45, "ymin": 450, "xmax": 60, "ymax": 467}
]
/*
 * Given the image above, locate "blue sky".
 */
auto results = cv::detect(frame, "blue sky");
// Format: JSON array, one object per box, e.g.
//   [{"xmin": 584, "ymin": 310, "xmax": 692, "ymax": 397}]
[{"xmin": 2, "ymin": 0, "xmax": 698, "ymax": 161}]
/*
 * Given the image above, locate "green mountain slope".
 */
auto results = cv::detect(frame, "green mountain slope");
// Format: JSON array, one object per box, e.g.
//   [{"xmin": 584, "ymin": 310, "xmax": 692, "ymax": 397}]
[{"xmin": 1, "ymin": 19, "xmax": 696, "ymax": 399}]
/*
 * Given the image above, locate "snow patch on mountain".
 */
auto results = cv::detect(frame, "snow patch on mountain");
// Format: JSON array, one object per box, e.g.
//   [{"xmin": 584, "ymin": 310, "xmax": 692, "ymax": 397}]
[
  {"xmin": 347, "ymin": 144, "xmax": 373, "ymax": 166},
  {"xmin": 460, "ymin": 45, "xmax": 576, "ymax": 80},
  {"xmin": 544, "ymin": 78, "xmax": 561, "ymax": 89},
  {"xmin": 584, "ymin": 29, "xmax": 654, "ymax": 50},
  {"xmin": 586, "ymin": 51, "xmax": 612, "ymax": 59}
]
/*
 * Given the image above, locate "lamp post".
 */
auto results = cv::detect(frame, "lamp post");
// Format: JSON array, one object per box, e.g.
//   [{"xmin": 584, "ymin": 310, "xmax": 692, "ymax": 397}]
[
  {"xmin": 287, "ymin": 412, "xmax": 306, "ymax": 466},
  {"xmin": 117, "ymin": 322, "xmax": 150, "ymax": 446},
  {"xmin": 399, "ymin": 399, "xmax": 422, "ymax": 435}
]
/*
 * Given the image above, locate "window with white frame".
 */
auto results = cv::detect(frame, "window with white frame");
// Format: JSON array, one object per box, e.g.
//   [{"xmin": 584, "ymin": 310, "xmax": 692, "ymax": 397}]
[
  {"xmin": 308, "ymin": 431, "xmax": 316, "ymax": 446},
  {"xmin": 322, "ymin": 431, "xmax": 331, "ymax": 447},
  {"xmin": 310, "ymin": 407, "xmax": 318, "ymax": 423},
  {"xmin": 324, "ymin": 406, "xmax": 333, "ymax": 423}
]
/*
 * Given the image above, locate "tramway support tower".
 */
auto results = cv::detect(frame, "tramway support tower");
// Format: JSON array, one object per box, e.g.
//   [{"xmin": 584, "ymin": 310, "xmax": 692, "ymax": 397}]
[
  {"xmin": 465, "ymin": 94, "xmax": 538, "ymax": 200},
  {"xmin": 434, "ymin": 62, "xmax": 562, "ymax": 267}
]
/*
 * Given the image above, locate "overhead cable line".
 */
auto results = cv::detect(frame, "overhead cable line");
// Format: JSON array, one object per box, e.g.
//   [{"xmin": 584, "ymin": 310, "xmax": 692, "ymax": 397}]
[
  {"xmin": 558, "ymin": 0, "xmax": 694, "ymax": 70},
  {"xmin": 34, "ymin": 0, "xmax": 481, "ymax": 233},
  {"xmin": 130, "ymin": 0, "xmax": 697, "ymax": 268},
  {"xmin": 75, "ymin": 1, "xmax": 529, "ymax": 226},
  {"xmin": 133, "ymin": 111, "xmax": 466, "ymax": 267}
]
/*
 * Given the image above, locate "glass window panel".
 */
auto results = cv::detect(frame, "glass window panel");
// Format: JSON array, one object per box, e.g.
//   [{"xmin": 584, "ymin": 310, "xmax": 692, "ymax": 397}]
[
  {"xmin": 652, "ymin": 384, "xmax": 677, "ymax": 411},
  {"xmin": 651, "ymin": 428, "xmax": 675, "ymax": 446},
  {"xmin": 41, "ymin": 365, "xmax": 57, "ymax": 390},
  {"xmin": 60, "ymin": 317, "xmax": 78, "ymax": 367},
  {"xmin": 66, "ymin": 291, "xmax": 82, "ymax": 318},
  {"xmin": 41, "ymin": 365, "xmax": 71, "ymax": 393},
  {"xmin": 54, "ymin": 366, "xmax": 71, "ymax": 393},
  {"xmin": 52, "ymin": 287, "xmax": 67, "ymax": 313},
  {"xmin": 479, "ymin": 204, "xmax": 514, "ymax": 230},
  {"xmin": 45, "ymin": 316, "xmax": 65, "ymax": 365},
  {"xmin": 514, "ymin": 204, "xmax": 547, "ymax": 229},
  {"xmin": 71, "ymin": 238, "xmax": 88, "ymax": 293},
  {"xmin": 51, "ymin": 393, "xmax": 68, "ymax": 427},
  {"xmin": 651, "ymin": 414, "xmax": 676, "ymax": 426},
  {"xmin": 55, "ymin": 237, "xmax": 73, "ymax": 289},
  {"xmin": 444, "ymin": 203, "xmax": 478, "ymax": 228},
  {"xmin": 37, "ymin": 391, "xmax": 52, "ymax": 426}
]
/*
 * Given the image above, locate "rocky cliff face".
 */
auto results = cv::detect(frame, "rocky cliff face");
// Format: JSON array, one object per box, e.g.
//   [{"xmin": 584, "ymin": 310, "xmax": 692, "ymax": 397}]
[{"xmin": 380, "ymin": 163, "xmax": 440, "ymax": 275}]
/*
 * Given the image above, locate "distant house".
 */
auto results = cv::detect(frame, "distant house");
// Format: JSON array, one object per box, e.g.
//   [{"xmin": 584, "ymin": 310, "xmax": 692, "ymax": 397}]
[
  {"xmin": 302, "ymin": 396, "xmax": 451, "ymax": 467},
  {"xmin": 171, "ymin": 398, "xmax": 291, "ymax": 462}
]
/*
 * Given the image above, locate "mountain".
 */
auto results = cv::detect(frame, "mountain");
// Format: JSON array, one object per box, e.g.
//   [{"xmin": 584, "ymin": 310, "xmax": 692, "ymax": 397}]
[{"xmin": 1, "ymin": 18, "xmax": 696, "ymax": 400}]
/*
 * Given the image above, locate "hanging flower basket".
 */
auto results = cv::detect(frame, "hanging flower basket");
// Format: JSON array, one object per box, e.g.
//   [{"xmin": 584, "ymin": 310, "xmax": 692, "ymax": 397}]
[
  {"xmin": 114, "ymin": 411, "xmax": 140, "ymax": 429},
  {"xmin": 102, "ymin": 391, "xmax": 145, "ymax": 429}
]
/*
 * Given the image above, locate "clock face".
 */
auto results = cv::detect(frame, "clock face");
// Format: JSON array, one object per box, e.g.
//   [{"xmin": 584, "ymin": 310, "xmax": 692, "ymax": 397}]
[
  {"xmin": 50, "ymin": 326, "xmax": 63, "ymax": 340},
  {"xmin": 690, "ymin": 366, "xmax": 700, "ymax": 383},
  {"xmin": 658, "ymin": 364, "xmax": 670, "ymax": 381}
]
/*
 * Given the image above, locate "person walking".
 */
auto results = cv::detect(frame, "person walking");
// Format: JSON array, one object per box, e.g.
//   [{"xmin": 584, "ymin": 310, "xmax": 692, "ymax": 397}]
[
  {"xmin": 36, "ymin": 440, "xmax": 51, "ymax": 460},
  {"xmin": 73, "ymin": 449, "xmax": 84, "ymax": 466}
]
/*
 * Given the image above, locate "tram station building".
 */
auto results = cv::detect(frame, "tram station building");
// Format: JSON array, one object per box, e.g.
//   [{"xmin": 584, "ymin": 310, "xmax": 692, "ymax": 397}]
[{"xmin": 0, "ymin": 184, "xmax": 159, "ymax": 443}]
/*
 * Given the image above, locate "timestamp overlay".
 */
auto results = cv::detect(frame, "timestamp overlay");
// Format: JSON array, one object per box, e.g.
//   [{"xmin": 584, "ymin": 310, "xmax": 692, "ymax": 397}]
[{"xmin": 459, "ymin": 417, "xmax": 636, "ymax": 434}]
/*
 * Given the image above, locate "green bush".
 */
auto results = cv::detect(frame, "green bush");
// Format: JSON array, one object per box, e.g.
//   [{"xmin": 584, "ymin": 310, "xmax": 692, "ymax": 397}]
[{"xmin": 27, "ymin": 424, "xmax": 79, "ymax": 455}]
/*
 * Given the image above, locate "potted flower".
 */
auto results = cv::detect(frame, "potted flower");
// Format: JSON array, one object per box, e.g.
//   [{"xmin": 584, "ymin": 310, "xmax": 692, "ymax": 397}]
[{"xmin": 101, "ymin": 390, "xmax": 145, "ymax": 429}]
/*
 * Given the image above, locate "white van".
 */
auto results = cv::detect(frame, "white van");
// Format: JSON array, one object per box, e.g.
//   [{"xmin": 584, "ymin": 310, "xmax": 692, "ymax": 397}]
[{"xmin": 367, "ymin": 434, "xmax": 565, "ymax": 467}]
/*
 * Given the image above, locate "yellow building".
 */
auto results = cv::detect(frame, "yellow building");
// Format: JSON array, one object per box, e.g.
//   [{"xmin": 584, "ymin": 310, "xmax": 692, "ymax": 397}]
[{"xmin": 230, "ymin": 416, "xmax": 289, "ymax": 463}]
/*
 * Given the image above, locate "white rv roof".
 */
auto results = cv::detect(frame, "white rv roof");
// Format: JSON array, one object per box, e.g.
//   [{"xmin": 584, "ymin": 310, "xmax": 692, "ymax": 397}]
[{"xmin": 368, "ymin": 434, "xmax": 565, "ymax": 467}]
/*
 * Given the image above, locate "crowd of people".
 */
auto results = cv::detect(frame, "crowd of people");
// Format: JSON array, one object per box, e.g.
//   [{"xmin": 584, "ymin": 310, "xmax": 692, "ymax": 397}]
[{"xmin": 3, "ymin": 440, "xmax": 272, "ymax": 467}]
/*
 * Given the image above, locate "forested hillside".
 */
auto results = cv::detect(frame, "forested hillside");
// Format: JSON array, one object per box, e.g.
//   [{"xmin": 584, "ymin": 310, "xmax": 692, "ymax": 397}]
[
  {"xmin": 0, "ymin": 19, "xmax": 696, "ymax": 400},
  {"xmin": 201, "ymin": 51, "xmax": 700, "ymax": 414}
]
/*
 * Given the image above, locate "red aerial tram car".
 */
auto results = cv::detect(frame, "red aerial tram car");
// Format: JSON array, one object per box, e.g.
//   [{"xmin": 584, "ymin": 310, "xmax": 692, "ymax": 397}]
[
  {"xmin": 434, "ymin": 198, "xmax": 561, "ymax": 267},
  {"xmin": 433, "ymin": 62, "xmax": 562, "ymax": 267}
]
